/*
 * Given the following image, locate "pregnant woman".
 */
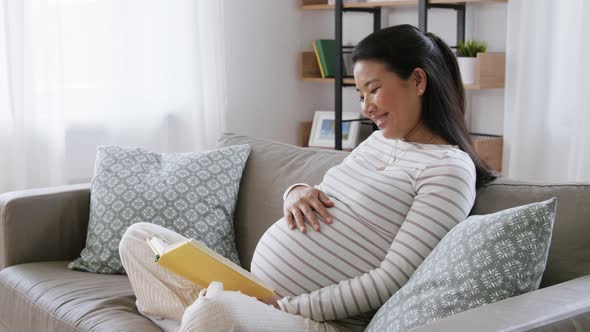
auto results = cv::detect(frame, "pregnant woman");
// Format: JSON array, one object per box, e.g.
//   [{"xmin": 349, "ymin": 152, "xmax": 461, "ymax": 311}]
[{"xmin": 119, "ymin": 24, "xmax": 495, "ymax": 332}]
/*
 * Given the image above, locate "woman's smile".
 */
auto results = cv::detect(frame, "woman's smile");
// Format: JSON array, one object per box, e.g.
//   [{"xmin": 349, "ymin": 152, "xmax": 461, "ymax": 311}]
[{"xmin": 371, "ymin": 112, "xmax": 390, "ymax": 129}]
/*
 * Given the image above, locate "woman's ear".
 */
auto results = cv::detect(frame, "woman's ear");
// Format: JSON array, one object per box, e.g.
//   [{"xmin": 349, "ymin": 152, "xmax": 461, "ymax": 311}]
[{"xmin": 412, "ymin": 68, "xmax": 427, "ymax": 96}]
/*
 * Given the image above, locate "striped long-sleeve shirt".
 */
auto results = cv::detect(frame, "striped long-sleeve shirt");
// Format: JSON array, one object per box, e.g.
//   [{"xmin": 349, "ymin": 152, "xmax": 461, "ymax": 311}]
[{"xmin": 250, "ymin": 130, "xmax": 476, "ymax": 329}]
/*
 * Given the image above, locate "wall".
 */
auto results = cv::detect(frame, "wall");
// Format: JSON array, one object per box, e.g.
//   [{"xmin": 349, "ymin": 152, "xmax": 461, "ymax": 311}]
[
  {"xmin": 223, "ymin": 0, "xmax": 310, "ymax": 144},
  {"xmin": 223, "ymin": 1, "xmax": 508, "ymax": 145}
]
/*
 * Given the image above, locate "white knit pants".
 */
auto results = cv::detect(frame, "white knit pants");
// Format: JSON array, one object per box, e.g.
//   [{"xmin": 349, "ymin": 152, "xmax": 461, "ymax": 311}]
[{"xmin": 119, "ymin": 222, "xmax": 344, "ymax": 332}]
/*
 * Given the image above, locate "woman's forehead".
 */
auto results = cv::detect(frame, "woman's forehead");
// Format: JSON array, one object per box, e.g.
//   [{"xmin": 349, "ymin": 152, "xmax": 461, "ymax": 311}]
[{"xmin": 354, "ymin": 61, "xmax": 401, "ymax": 87}]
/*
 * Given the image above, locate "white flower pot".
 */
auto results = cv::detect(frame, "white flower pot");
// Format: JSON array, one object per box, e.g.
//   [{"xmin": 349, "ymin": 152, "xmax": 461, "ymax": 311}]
[{"xmin": 457, "ymin": 56, "xmax": 477, "ymax": 85}]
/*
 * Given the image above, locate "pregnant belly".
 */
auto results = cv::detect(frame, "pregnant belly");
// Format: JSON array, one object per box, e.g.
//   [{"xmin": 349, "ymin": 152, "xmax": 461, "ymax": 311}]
[{"xmin": 250, "ymin": 204, "xmax": 391, "ymax": 298}]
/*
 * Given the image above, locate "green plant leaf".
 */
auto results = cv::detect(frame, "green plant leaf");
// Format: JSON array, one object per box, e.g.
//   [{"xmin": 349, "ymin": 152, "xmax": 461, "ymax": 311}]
[{"xmin": 457, "ymin": 39, "xmax": 488, "ymax": 57}]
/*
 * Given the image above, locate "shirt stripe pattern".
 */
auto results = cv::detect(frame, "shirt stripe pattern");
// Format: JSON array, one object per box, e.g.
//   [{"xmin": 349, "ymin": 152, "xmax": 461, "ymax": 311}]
[{"xmin": 250, "ymin": 131, "xmax": 476, "ymax": 327}]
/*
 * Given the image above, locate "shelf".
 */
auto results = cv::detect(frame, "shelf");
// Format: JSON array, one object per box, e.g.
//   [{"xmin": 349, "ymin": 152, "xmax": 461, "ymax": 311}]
[
  {"xmin": 464, "ymin": 52, "xmax": 506, "ymax": 89},
  {"xmin": 299, "ymin": 121, "xmax": 356, "ymax": 151},
  {"xmin": 300, "ymin": 52, "xmax": 357, "ymax": 84},
  {"xmin": 301, "ymin": 0, "xmax": 507, "ymax": 10},
  {"xmin": 472, "ymin": 134, "xmax": 503, "ymax": 173},
  {"xmin": 301, "ymin": 51, "xmax": 505, "ymax": 90},
  {"xmin": 302, "ymin": 77, "xmax": 357, "ymax": 84}
]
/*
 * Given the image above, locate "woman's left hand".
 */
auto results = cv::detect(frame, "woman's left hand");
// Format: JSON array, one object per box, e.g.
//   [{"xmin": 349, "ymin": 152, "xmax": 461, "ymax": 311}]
[{"xmin": 259, "ymin": 293, "xmax": 281, "ymax": 309}]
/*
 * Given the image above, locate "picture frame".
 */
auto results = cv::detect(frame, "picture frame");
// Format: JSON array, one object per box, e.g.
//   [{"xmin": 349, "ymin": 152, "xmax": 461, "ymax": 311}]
[{"xmin": 308, "ymin": 110, "xmax": 361, "ymax": 150}]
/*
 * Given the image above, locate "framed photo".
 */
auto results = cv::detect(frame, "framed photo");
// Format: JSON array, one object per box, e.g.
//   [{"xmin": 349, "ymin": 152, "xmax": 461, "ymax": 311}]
[{"xmin": 308, "ymin": 110, "xmax": 361, "ymax": 150}]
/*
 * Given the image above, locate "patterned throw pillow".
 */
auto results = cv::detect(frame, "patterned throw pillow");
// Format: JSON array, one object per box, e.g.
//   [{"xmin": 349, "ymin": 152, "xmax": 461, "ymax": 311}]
[
  {"xmin": 365, "ymin": 198, "xmax": 557, "ymax": 332},
  {"xmin": 68, "ymin": 144, "xmax": 250, "ymax": 274}
]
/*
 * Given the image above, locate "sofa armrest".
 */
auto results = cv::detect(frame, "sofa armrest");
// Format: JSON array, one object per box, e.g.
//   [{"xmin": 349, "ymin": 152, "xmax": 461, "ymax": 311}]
[
  {"xmin": 414, "ymin": 275, "xmax": 590, "ymax": 332},
  {"xmin": 0, "ymin": 184, "xmax": 90, "ymax": 270}
]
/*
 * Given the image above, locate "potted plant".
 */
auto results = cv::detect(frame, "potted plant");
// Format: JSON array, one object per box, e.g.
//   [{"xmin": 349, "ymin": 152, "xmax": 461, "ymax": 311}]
[{"xmin": 457, "ymin": 40, "xmax": 488, "ymax": 85}]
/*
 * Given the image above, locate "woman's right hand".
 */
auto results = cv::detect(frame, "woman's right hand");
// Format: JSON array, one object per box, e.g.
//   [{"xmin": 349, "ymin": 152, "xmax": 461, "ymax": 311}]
[{"xmin": 283, "ymin": 186, "xmax": 334, "ymax": 233}]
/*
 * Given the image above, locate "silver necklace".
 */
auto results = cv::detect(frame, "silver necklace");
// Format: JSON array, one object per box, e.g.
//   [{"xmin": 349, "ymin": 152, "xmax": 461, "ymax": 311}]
[
  {"xmin": 376, "ymin": 139, "xmax": 408, "ymax": 171},
  {"xmin": 375, "ymin": 132, "xmax": 437, "ymax": 171},
  {"xmin": 375, "ymin": 121, "xmax": 433, "ymax": 171}
]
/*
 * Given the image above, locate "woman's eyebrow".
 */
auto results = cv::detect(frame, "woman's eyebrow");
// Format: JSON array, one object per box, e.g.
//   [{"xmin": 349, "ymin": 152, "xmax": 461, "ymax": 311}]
[{"xmin": 355, "ymin": 79, "xmax": 380, "ymax": 92}]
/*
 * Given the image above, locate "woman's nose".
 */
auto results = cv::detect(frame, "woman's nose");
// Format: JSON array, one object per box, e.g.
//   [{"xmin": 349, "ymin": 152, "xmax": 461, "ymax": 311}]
[{"xmin": 363, "ymin": 102, "xmax": 375, "ymax": 116}]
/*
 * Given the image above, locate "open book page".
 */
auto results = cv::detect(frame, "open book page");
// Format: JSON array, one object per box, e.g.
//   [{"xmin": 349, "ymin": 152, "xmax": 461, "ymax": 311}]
[
  {"xmin": 146, "ymin": 237, "xmax": 189, "ymax": 261},
  {"xmin": 146, "ymin": 237, "xmax": 168, "ymax": 258},
  {"xmin": 145, "ymin": 236, "xmax": 274, "ymax": 299}
]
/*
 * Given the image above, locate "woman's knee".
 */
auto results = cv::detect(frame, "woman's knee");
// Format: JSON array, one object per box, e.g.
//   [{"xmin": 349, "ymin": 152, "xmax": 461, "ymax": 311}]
[
  {"xmin": 180, "ymin": 288, "xmax": 282, "ymax": 332},
  {"xmin": 180, "ymin": 296, "xmax": 232, "ymax": 332},
  {"xmin": 119, "ymin": 222, "xmax": 157, "ymax": 254}
]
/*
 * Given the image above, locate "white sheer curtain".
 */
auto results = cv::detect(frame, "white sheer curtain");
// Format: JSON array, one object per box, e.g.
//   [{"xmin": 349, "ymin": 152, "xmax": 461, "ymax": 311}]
[
  {"xmin": 503, "ymin": 0, "xmax": 590, "ymax": 181},
  {"xmin": 0, "ymin": 0, "xmax": 227, "ymax": 193}
]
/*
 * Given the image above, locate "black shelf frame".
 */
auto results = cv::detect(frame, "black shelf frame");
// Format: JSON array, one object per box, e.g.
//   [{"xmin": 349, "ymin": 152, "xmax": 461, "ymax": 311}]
[
  {"xmin": 419, "ymin": 1, "xmax": 466, "ymax": 49},
  {"xmin": 335, "ymin": 1, "xmax": 381, "ymax": 150},
  {"xmin": 333, "ymin": 0, "xmax": 466, "ymax": 150}
]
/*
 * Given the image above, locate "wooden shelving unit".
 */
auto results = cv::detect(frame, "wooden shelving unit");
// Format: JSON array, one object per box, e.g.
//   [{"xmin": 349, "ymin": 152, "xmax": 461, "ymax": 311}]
[
  {"xmin": 299, "ymin": 0, "xmax": 507, "ymax": 172},
  {"xmin": 302, "ymin": 1, "xmax": 416, "ymax": 10},
  {"xmin": 301, "ymin": 0, "xmax": 507, "ymax": 10},
  {"xmin": 472, "ymin": 135, "xmax": 504, "ymax": 172}
]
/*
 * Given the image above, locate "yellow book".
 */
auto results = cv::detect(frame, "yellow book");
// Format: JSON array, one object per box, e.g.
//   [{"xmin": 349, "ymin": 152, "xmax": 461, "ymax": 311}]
[{"xmin": 146, "ymin": 237, "xmax": 275, "ymax": 299}]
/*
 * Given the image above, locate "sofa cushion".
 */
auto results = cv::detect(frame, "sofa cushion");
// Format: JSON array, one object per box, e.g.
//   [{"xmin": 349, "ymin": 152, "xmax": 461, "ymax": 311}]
[
  {"xmin": 0, "ymin": 261, "xmax": 159, "ymax": 332},
  {"xmin": 473, "ymin": 179, "xmax": 590, "ymax": 287},
  {"xmin": 69, "ymin": 144, "xmax": 250, "ymax": 273},
  {"xmin": 216, "ymin": 134, "xmax": 349, "ymax": 270},
  {"xmin": 365, "ymin": 198, "xmax": 557, "ymax": 332}
]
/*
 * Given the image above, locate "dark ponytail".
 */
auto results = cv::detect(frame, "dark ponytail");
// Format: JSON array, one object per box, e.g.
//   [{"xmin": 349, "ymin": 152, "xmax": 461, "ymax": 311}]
[
  {"xmin": 424, "ymin": 32, "xmax": 464, "ymax": 113},
  {"xmin": 352, "ymin": 25, "xmax": 496, "ymax": 188}
]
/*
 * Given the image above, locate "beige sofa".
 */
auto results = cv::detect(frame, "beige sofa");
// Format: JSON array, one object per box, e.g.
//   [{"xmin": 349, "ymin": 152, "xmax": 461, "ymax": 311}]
[{"xmin": 1, "ymin": 134, "xmax": 589, "ymax": 332}]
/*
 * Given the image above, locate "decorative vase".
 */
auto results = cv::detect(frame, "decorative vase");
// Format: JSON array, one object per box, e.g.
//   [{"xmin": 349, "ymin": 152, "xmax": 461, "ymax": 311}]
[{"xmin": 457, "ymin": 56, "xmax": 477, "ymax": 85}]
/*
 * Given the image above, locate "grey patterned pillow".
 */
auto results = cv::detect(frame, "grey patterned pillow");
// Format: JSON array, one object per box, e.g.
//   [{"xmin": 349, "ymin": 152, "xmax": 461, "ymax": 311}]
[
  {"xmin": 68, "ymin": 144, "xmax": 250, "ymax": 274},
  {"xmin": 365, "ymin": 198, "xmax": 557, "ymax": 332}
]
